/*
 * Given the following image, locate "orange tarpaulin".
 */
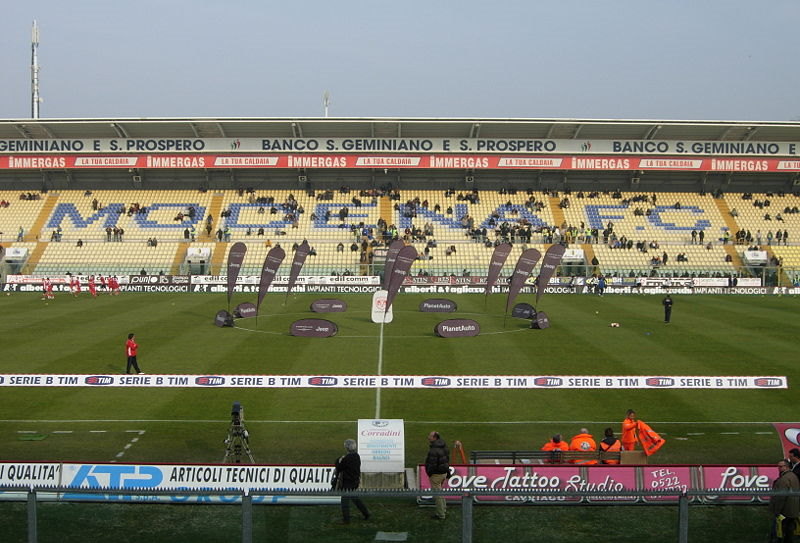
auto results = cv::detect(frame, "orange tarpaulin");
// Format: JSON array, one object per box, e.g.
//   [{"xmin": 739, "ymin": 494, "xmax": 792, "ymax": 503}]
[{"xmin": 638, "ymin": 421, "xmax": 665, "ymax": 456}]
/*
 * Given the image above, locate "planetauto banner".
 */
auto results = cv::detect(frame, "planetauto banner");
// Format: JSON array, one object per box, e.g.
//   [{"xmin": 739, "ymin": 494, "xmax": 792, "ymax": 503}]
[
  {"xmin": 0, "ymin": 462, "xmax": 337, "ymax": 505},
  {"xmin": 0, "ymin": 374, "xmax": 786, "ymax": 389}
]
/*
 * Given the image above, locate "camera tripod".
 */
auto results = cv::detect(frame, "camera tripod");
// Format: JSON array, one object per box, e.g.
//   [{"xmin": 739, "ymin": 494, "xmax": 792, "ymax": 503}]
[{"xmin": 223, "ymin": 422, "xmax": 254, "ymax": 463}]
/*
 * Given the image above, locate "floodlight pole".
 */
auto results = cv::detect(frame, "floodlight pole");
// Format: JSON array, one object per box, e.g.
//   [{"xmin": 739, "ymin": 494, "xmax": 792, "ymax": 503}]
[
  {"xmin": 31, "ymin": 20, "xmax": 41, "ymax": 119},
  {"xmin": 323, "ymin": 91, "xmax": 330, "ymax": 118}
]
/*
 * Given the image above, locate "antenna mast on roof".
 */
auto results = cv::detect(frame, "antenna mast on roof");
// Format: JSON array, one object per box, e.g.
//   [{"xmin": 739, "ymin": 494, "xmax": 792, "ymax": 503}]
[
  {"xmin": 31, "ymin": 20, "xmax": 41, "ymax": 119},
  {"xmin": 323, "ymin": 90, "xmax": 330, "ymax": 118}
]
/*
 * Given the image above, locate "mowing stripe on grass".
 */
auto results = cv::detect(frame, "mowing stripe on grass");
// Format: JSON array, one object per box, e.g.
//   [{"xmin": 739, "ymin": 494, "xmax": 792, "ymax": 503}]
[{"xmin": 0, "ymin": 419, "xmax": 783, "ymax": 425}]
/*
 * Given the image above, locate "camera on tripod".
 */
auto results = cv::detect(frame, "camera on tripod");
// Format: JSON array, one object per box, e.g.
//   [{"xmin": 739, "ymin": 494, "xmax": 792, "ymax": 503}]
[
  {"xmin": 223, "ymin": 401, "xmax": 254, "ymax": 463},
  {"xmin": 231, "ymin": 401, "xmax": 244, "ymax": 426}
]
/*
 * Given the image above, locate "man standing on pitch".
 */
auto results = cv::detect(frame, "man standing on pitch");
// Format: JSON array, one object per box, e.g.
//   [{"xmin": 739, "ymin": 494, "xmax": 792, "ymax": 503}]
[
  {"xmin": 332, "ymin": 439, "xmax": 370, "ymax": 524},
  {"xmin": 662, "ymin": 294, "xmax": 673, "ymax": 323},
  {"xmin": 425, "ymin": 431, "xmax": 450, "ymax": 520},
  {"xmin": 126, "ymin": 333, "xmax": 143, "ymax": 374}
]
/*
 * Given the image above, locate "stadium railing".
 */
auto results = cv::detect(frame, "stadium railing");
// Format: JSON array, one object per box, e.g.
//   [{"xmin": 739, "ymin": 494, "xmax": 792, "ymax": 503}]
[{"xmin": 2, "ymin": 485, "xmax": 793, "ymax": 543}]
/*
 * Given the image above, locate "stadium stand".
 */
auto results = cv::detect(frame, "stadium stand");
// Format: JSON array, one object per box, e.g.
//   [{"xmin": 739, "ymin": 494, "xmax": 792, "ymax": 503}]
[{"xmin": 0, "ymin": 189, "xmax": 798, "ymax": 282}]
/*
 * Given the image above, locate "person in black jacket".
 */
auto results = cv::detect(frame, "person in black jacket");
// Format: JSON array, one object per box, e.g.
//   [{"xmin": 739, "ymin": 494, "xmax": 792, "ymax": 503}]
[
  {"xmin": 790, "ymin": 448, "xmax": 800, "ymax": 478},
  {"xmin": 333, "ymin": 439, "xmax": 370, "ymax": 524},
  {"xmin": 425, "ymin": 431, "xmax": 450, "ymax": 520},
  {"xmin": 662, "ymin": 295, "xmax": 673, "ymax": 323}
]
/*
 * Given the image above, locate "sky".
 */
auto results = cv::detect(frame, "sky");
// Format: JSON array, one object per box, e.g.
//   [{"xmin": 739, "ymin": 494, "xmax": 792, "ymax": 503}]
[{"xmin": 0, "ymin": 0, "xmax": 798, "ymax": 122}]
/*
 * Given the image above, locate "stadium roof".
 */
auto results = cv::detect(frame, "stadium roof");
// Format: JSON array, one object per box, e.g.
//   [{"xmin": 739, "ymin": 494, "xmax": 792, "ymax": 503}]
[{"xmin": 1, "ymin": 117, "xmax": 800, "ymax": 142}]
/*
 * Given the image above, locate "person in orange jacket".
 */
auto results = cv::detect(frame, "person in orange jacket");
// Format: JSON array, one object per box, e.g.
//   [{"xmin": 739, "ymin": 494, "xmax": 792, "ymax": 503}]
[
  {"xmin": 569, "ymin": 428, "xmax": 597, "ymax": 464},
  {"xmin": 541, "ymin": 434, "xmax": 569, "ymax": 463},
  {"xmin": 621, "ymin": 409, "xmax": 638, "ymax": 451},
  {"xmin": 599, "ymin": 428, "xmax": 622, "ymax": 464}
]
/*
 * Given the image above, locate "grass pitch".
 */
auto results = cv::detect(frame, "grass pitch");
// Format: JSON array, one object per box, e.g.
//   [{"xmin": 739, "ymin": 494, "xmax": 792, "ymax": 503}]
[{"xmin": 0, "ymin": 290, "xmax": 796, "ymax": 466}]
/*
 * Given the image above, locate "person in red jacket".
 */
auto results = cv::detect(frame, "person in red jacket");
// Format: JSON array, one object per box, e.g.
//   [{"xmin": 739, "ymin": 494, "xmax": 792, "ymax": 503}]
[
  {"xmin": 599, "ymin": 428, "xmax": 622, "ymax": 464},
  {"xmin": 569, "ymin": 428, "xmax": 597, "ymax": 465},
  {"xmin": 541, "ymin": 434, "xmax": 569, "ymax": 463},
  {"xmin": 125, "ymin": 333, "xmax": 143, "ymax": 374}
]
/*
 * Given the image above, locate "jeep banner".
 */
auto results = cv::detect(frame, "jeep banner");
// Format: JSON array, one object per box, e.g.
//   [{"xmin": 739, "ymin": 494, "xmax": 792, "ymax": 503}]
[
  {"xmin": 289, "ymin": 319, "xmax": 338, "ymax": 337},
  {"xmin": 536, "ymin": 244, "xmax": 566, "ymax": 304},
  {"xmin": 286, "ymin": 241, "xmax": 309, "ymax": 298},
  {"xmin": 225, "ymin": 242, "xmax": 247, "ymax": 308},
  {"xmin": 382, "ymin": 240, "xmax": 406, "ymax": 290},
  {"xmin": 384, "ymin": 245, "xmax": 418, "ymax": 313},
  {"xmin": 484, "ymin": 243, "xmax": 512, "ymax": 297},
  {"xmin": 257, "ymin": 246, "xmax": 286, "ymax": 314},
  {"xmin": 505, "ymin": 248, "xmax": 542, "ymax": 314}
]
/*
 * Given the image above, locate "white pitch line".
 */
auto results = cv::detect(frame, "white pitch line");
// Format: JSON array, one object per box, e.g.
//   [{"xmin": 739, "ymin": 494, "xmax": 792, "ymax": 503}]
[
  {"xmin": 720, "ymin": 432, "xmax": 740, "ymax": 435},
  {"xmin": 51, "ymin": 431, "xmax": 73, "ymax": 434},
  {"xmin": 375, "ymin": 321, "xmax": 385, "ymax": 420},
  {"xmin": 16, "ymin": 430, "xmax": 36, "ymax": 433},
  {"xmin": 89, "ymin": 430, "xmax": 107, "ymax": 433},
  {"xmin": 112, "ymin": 430, "xmax": 146, "ymax": 462}
]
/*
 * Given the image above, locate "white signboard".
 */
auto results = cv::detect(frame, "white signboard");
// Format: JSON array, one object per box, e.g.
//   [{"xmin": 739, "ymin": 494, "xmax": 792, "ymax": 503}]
[
  {"xmin": 370, "ymin": 289, "xmax": 393, "ymax": 323},
  {"xmin": 358, "ymin": 419, "xmax": 405, "ymax": 473}
]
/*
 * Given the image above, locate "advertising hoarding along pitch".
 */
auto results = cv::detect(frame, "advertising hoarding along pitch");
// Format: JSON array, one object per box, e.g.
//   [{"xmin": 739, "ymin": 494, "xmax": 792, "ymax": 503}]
[{"xmin": 0, "ymin": 374, "xmax": 786, "ymax": 389}]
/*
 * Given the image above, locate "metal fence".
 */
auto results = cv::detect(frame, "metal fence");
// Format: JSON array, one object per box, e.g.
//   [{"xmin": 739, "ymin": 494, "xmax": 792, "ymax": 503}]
[{"xmin": 2, "ymin": 485, "xmax": 796, "ymax": 543}]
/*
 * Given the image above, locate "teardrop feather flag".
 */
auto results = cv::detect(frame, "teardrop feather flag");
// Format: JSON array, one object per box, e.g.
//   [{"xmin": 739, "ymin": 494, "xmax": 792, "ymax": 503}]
[{"xmin": 505, "ymin": 248, "xmax": 541, "ymax": 314}]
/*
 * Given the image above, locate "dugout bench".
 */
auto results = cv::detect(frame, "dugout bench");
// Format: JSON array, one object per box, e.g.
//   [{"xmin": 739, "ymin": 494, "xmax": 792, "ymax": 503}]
[{"xmin": 468, "ymin": 450, "xmax": 646, "ymax": 465}]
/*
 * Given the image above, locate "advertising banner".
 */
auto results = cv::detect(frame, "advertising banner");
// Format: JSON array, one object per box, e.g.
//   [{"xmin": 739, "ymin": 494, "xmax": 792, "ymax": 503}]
[
  {"xmin": 0, "ymin": 374, "xmax": 786, "ymax": 389},
  {"xmin": 289, "ymin": 319, "xmax": 338, "ymax": 338},
  {"xmin": 700, "ymin": 465, "xmax": 776, "ymax": 504},
  {"xmin": 382, "ymin": 240, "xmax": 407, "ymax": 290},
  {"xmin": 772, "ymin": 423, "xmax": 800, "ymax": 457},
  {"xmin": 46, "ymin": 463, "xmax": 335, "ymax": 504},
  {"xmin": 225, "ymin": 242, "xmax": 247, "ymax": 308},
  {"xmin": 257, "ymin": 246, "xmax": 286, "ymax": 314},
  {"xmin": 384, "ymin": 245, "xmax": 417, "ymax": 313},
  {"xmin": 285, "ymin": 241, "xmax": 309, "ymax": 298},
  {"xmin": 420, "ymin": 464, "xmax": 777, "ymax": 505},
  {"xmin": 371, "ymin": 290, "xmax": 393, "ymax": 324},
  {"xmin": 1, "ymin": 137, "xmax": 797, "ymax": 156},
  {"xmin": 4, "ymin": 153, "xmax": 800, "ymax": 171},
  {"xmin": 484, "ymin": 243, "xmax": 512, "ymax": 297},
  {"xmin": 357, "ymin": 419, "xmax": 405, "ymax": 473},
  {"xmin": 535, "ymin": 244, "xmax": 566, "ymax": 304},
  {"xmin": 641, "ymin": 466, "xmax": 692, "ymax": 502},
  {"xmin": 505, "ymin": 248, "xmax": 542, "ymax": 314}
]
